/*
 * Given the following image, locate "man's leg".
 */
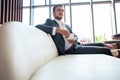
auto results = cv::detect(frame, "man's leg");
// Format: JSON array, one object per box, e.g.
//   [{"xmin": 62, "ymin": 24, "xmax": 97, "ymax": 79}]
[
  {"xmin": 82, "ymin": 43, "xmax": 112, "ymax": 49},
  {"xmin": 65, "ymin": 46, "xmax": 112, "ymax": 56},
  {"xmin": 82, "ymin": 43, "xmax": 104, "ymax": 47}
]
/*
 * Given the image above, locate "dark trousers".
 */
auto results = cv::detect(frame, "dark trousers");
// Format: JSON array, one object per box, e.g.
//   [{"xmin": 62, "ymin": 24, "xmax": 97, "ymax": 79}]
[{"xmin": 65, "ymin": 43, "xmax": 112, "ymax": 56}]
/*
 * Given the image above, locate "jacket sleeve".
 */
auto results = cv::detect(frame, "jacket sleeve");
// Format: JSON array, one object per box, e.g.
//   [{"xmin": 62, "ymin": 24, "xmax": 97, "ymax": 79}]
[{"xmin": 35, "ymin": 19, "xmax": 54, "ymax": 35}]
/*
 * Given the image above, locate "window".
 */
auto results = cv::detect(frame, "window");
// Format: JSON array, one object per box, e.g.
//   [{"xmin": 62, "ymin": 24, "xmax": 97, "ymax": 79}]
[
  {"xmin": 65, "ymin": 6, "xmax": 71, "ymax": 25},
  {"xmin": 23, "ymin": 0, "xmax": 30, "ymax": 6},
  {"xmin": 22, "ymin": 0, "xmax": 120, "ymax": 42},
  {"xmin": 92, "ymin": 0, "xmax": 111, "ymax": 1},
  {"xmin": 115, "ymin": 3, "xmax": 120, "ymax": 33},
  {"xmin": 34, "ymin": 0, "xmax": 45, "ymax": 5},
  {"xmin": 93, "ymin": 4, "xmax": 113, "ymax": 42},
  {"xmin": 51, "ymin": 0, "xmax": 69, "ymax": 4},
  {"xmin": 71, "ymin": 0, "xmax": 90, "ymax": 3},
  {"xmin": 22, "ymin": 9, "xmax": 30, "ymax": 25},
  {"xmin": 71, "ymin": 5, "xmax": 91, "ymax": 42},
  {"xmin": 34, "ymin": 7, "xmax": 49, "ymax": 26}
]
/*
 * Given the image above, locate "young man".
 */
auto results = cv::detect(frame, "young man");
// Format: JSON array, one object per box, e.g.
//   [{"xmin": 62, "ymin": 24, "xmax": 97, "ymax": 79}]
[{"xmin": 35, "ymin": 4, "xmax": 113, "ymax": 56}]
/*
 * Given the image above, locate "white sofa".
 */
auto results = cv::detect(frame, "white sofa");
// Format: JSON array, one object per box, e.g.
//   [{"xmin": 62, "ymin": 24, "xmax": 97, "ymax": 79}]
[{"xmin": 0, "ymin": 22, "xmax": 120, "ymax": 80}]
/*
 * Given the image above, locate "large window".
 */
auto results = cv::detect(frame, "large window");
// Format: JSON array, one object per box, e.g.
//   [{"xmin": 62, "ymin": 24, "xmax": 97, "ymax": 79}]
[
  {"xmin": 92, "ymin": 0, "xmax": 111, "ymax": 1},
  {"xmin": 71, "ymin": 0, "xmax": 90, "ymax": 3},
  {"xmin": 23, "ymin": 0, "xmax": 30, "ymax": 6},
  {"xmin": 115, "ymin": 2, "xmax": 120, "ymax": 33},
  {"xmin": 93, "ymin": 3, "xmax": 113, "ymax": 42},
  {"xmin": 72, "ymin": 5, "xmax": 91, "ymax": 42},
  {"xmin": 34, "ymin": 0, "xmax": 46, "ymax": 5},
  {"xmin": 51, "ymin": 0, "xmax": 69, "ymax": 4},
  {"xmin": 22, "ymin": 9, "xmax": 30, "ymax": 25},
  {"xmin": 34, "ymin": 7, "xmax": 49, "ymax": 25},
  {"xmin": 22, "ymin": 0, "xmax": 120, "ymax": 42}
]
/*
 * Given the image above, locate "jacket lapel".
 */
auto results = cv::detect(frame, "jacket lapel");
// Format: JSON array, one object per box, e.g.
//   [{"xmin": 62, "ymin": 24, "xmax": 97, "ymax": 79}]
[{"xmin": 53, "ymin": 20, "xmax": 60, "ymax": 28}]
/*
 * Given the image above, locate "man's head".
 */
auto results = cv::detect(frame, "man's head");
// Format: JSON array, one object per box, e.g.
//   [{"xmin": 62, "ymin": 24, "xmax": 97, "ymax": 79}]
[{"xmin": 53, "ymin": 4, "xmax": 64, "ymax": 20}]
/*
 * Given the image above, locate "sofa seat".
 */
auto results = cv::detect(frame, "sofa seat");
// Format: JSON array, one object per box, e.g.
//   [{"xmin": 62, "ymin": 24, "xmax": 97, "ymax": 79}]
[{"xmin": 31, "ymin": 54, "xmax": 120, "ymax": 80}]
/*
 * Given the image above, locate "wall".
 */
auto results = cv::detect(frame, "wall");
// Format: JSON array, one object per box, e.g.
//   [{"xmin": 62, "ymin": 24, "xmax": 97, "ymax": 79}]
[
  {"xmin": 0, "ymin": 0, "xmax": 1, "ymax": 24},
  {"xmin": 0, "ymin": 0, "xmax": 23, "ymax": 24}
]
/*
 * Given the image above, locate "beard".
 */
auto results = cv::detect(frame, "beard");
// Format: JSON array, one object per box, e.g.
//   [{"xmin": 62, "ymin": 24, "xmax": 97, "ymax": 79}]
[{"xmin": 55, "ymin": 16, "xmax": 62, "ymax": 20}]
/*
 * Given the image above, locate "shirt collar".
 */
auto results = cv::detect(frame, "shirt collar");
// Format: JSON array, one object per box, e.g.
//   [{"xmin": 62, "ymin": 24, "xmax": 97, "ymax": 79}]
[{"xmin": 54, "ymin": 19, "xmax": 61, "ymax": 26}]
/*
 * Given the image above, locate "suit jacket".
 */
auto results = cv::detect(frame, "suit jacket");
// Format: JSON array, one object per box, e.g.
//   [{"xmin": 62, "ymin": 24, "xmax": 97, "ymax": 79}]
[{"xmin": 35, "ymin": 18, "xmax": 78, "ymax": 55}]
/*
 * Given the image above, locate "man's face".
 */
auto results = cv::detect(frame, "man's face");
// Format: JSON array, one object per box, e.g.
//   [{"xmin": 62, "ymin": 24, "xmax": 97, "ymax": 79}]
[{"xmin": 53, "ymin": 6, "xmax": 64, "ymax": 20}]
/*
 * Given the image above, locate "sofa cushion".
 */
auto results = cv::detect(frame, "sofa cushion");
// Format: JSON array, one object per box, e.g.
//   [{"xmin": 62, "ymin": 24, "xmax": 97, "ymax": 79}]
[
  {"xmin": 31, "ymin": 54, "xmax": 120, "ymax": 80},
  {"xmin": 0, "ymin": 21, "xmax": 58, "ymax": 80}
]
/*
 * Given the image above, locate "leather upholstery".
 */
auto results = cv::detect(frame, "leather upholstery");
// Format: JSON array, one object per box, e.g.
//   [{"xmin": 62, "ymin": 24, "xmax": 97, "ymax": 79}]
[
  {"xmin": 31, "ymin": 55, "xmax": 120, "ymax": 80},
  {"xmin": 0, "ymin": 22, "xmax": 120, "ymax": 80},
  {"xmin": 0, "ymin": 22, "xmax": 58, "ymax": 80}
]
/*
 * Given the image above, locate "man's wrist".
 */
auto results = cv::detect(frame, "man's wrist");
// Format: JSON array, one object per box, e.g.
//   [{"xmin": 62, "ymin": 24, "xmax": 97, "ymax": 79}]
[
  {"xmin": 56, "ymin": 28, "xmax": 62, "ymax": 34},
  {"xmin": 56, "ymin": 28, "xmax": 60, "ymax": 33}
]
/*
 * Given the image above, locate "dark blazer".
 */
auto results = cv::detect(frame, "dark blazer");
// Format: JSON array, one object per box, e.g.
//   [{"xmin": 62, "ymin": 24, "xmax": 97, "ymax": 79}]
[{"xmin": 35, "ymin": 18, "xmax": 78, "ymax": 55}]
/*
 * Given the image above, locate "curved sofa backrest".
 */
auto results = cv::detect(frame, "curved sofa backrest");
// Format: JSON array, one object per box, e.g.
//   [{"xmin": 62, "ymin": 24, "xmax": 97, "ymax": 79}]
[{"xmin": 0, "ymin": 21, "xmax": 58, "ymax": 80}]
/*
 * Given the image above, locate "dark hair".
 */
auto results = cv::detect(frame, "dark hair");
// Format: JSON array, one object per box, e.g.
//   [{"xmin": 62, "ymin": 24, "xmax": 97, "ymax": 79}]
[{"xmin": 53, "ymin": 4, "xmax": 63, "ymax": 12}]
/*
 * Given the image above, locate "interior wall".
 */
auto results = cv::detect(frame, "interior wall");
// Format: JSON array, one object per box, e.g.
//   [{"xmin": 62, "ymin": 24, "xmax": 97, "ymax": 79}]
[
  {"xmin": 0, "ymin": 0, "xmax": 1, "ymax": 23},
  {"xmin": 0, "ymin": 0, "xmax": 23, "ymax": 24}
]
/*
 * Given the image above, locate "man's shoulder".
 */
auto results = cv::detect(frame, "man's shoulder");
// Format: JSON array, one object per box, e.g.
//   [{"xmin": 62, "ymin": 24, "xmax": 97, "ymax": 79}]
[
  {"xmin": 45, "ymin": 18, "xmax": 57, "ymax": 26},
  {"xmin": 46, "ymin": 18, "xmax": 53, "ymax": 22}
]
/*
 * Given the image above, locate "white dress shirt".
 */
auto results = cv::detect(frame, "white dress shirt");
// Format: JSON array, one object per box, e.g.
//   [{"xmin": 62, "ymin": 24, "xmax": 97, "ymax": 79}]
[{"xmin": 52, "ymin": 19, "xmax": 73, "ymax": 50}]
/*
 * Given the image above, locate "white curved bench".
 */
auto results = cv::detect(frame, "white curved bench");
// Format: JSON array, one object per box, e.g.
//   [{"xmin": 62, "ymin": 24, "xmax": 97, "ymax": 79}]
[{"xmin": 0, "ymin": 22, "xmax": 120, "ymax": 80}]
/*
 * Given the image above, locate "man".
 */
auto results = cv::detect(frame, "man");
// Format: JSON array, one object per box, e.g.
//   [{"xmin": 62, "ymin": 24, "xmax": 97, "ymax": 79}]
[{"xmin": 35, "ymin": 4, "xmax": 113, "ymax": 56}]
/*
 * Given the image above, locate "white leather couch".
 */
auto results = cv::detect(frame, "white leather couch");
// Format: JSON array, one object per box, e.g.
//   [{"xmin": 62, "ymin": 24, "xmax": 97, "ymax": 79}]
[{"xmin": 0, "ymin": 22, "xmax": 120, "ymax": 80}]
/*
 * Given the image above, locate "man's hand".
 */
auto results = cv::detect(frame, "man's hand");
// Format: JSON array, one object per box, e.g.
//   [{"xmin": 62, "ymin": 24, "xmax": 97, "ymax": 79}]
[
  {"xmin": 56, "ymin": 28, "xmax": 70, "ymax": 38},
  {"xmin": 103, "ymin": 43, "xmax": 113, "ymax": 49},
  {"xmin": 67, "ymin": 39, "xmax": 75, "ymax": 43}
]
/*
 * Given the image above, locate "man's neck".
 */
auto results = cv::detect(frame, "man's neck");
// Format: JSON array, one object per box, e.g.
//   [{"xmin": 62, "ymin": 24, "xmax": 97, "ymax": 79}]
[
  {"xmin": 55, "ymin": 18, "xmax": 61, "ymax": 21},
  {"xmin": 54, "ymin": 19, "xmax": 61, "ymax": 25},
  {"xmin": 54, "ymin": 19, "xmax": 65, "ymax": 27}
]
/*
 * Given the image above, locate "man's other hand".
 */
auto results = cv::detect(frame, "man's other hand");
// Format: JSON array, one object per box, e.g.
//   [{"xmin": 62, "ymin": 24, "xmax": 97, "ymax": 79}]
[
  {"xmin": 67, "ymin": 39, "xmax": 75, "ymax": 43},
  {"xmin": 56, "ymin": 28, "xmax": 70, "ymax": 38}
]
